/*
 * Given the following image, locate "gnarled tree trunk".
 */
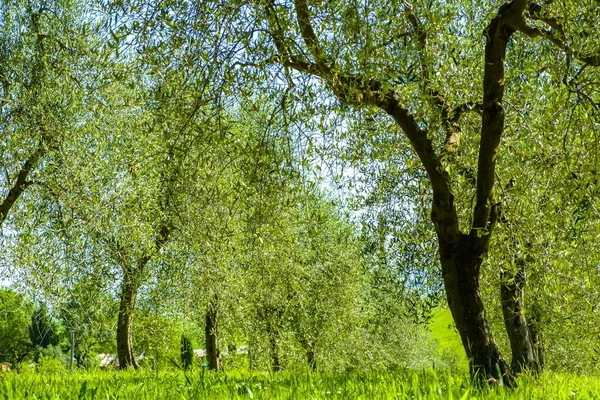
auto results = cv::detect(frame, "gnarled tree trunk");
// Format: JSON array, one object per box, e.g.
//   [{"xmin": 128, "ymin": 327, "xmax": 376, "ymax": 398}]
[
  {"xmin": 437, "ymin": 227, "xmax": 512, "ymax": 385},
  {"xmin": 268, "ymin": 330, "xmax": 281, "ymax": 372},
  {"xmin": 116, "ymin": 277, "xmax": 139, "ymax": 369},
  {"xmin": 297, "ymin": 334, "xmax": 317, "ymax": 371},
  {"xmin": 501, "ymin": 263, "xmax": 539, "ymax": 374},
  {"xmin": 258, "ymin": 305, "xmax": 283, "ymax": 372},
  {"xmin": 205, "ymin": 299, "xmax": 223, "ymax": 371},
  {"xmin": 254, "ymin": 0, "xmax": 544, "ymax": 386},
  {"xmin": 499, "ymin": 230, "xmax": 542, "ymax": 374},
  {"xmin": 112, "ymin": 160, "xmax": 173, "ymax": 371}
]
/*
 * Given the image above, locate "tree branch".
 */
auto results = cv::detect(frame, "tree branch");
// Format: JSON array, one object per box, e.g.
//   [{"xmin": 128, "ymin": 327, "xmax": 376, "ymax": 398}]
[
  {"xmin": 529, "ymin": 3, "xmax": 600, "ymax": 67},
  {"xmin": 404, "ymin": 6, "xmax": 446, "ymax": 111},
  {"xmin": 405, "ymin": 6, "xmax": 483, "ymax": 162},
  {"xmin": 0, "ymin": 72, "xmax": 10, "ymax": 109},
  {"xmin": 440, "ymin": 102, "xmax": 482, "ymax": 160},
  {"xmin": 0, "ymin": 144, "xmax": 44, "ymax": 229},
  {"xmin": 260, "ymin": 0, "xmax": 325, "ymax": 77},
  {"xmin": 135, "ymin": 221, "xmax": 172, "ymax": 279},
  {"xmin": 472, "ymin": 0, "xmax": 530, "ymax": 233},
  {"xmin": 257, "ymin": 0, "xmax": 458, "ymax": 233},
  {"xmin": 473, "ymin": 0, "xmax": 597, "ymax": 235},
  {"xmin": 0, "ymin": 6, "xmax": 54, "ymax": 229},
  {"xmin": 293, "ymin": 0, "xmax": 328, "ymax": 66},
  {"xmin": 283, "ymin": 1, "xmax": 449, "ymax": 190}
]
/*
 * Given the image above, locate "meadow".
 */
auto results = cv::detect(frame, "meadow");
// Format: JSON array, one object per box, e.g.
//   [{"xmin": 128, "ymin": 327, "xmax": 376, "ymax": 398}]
[{"xmin": 2, "ymin": 368, "xmax": 599, "ymax": 400}]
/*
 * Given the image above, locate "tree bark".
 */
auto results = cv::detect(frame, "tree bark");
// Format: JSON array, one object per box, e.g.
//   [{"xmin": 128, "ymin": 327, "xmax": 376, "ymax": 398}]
[
  {"xmin": 266, "ymin": 319, "xmax": 281, "ymax": 372},
  {"xmin": 501, "ymin": 261, "xmax": 539, "ymax": 374},
  {"xmin": 306, "ymin": 347, "xmax": 316, "ymax": 371},
  {"xmin": 269, "ymin": 333, "xmax": 281, "ymax": 372},
  {"xmin": 116, "ymin": 277, "xmax": 138, "ymax": 369},
  {"xmin": 438, "ymin": 230, "xmax": 513, "ymax": 385},
  {"xmin": 0, "ymin": 150, "xmax": 41, "ymax": 229},
  {"xmin": 205, "ymin": 299, "xmax": 223, "ymax": 371},
  {"xmin": 528, "ymin": 307, "xmax": 545, "ymax": 371},
  {"xmin": 0, "ymin": 10, "xmax": 51, "ymax": 230},
  {"xmin": 113, "ymin": 220, "xmax": 171, "ymax": 370},
  {"xmin": 297, "ymin": 334, "xmax": 316, "ymax": 371}
]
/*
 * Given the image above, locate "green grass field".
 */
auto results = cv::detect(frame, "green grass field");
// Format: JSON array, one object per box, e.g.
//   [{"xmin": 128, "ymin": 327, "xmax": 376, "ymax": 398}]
[
  {"xmin": 2, "ymin": 369, "xmax": 600, "ymax": 399},
  {"xmin": 428, "ymin": 308, "xmax": 469, "ymax": 370},
  {"xmin": 3, "ymin": 309, "xmax": 592, "ymax": 399}
]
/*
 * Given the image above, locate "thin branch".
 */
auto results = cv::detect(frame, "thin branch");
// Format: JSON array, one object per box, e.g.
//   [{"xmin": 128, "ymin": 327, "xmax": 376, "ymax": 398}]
[
  {"xmin": 0, "ymin": 73, "xmax": 11, "ymax": 109},
  {"xmin": 528, "ymin": 3, "xmax": 600, "ymax": 67},
  {"xmin": 134, "ymin": 222, "xmax": 172, "ymax": 279},
  {"xmin": 404, "ymin": 5, "xmax": 446, "ymax": 111},
  {"xmin": 0, "ymin": 144, "xmax": 44, "ymax": 229},
  {"xmin": 375, "ymin": 31, "xmax": 412, "ymax": 51},
  {"xmin": 2, "ymin": 166, "xmax": 11, "ymax": 188},
  {"xmin": 257, "ymin": 0, "xmax": 459, "ymax": 232},
  {"xmin": 260, "ymin": 0, "xmax": 325, "ymax": 77}
]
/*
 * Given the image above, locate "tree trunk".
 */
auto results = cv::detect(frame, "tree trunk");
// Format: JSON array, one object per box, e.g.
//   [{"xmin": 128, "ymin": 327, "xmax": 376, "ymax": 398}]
[
  {"xmin": 500, "ymin": 264, "xmax": 539, "ymax": 374},
  {"xmin": 528, "ymin": 305, "xmax": 545, "ymax": 371},
  {"xmin": 116, "ymin": 278, "xmax": 138, "ymax": 370},
  {"xmin": 266, "ymin": 319, "xmax": 281, "ymax": 372},
  {"xmin": 297, "ymin": 335, "xmax": 316, "ymax": 371},
  {"xmin": 255, "ymin": 0, "xmax": 533, "ymax": 386},
  {"xmin": 306, "ymin": 347, "xmax": 316, "ymax": 371},
  {"xmin": 205, "ymin": 300, "xmax": 222, "ymax": 371},
  {"xmin": 438, "ymin": 230, "xmax": 513, "ymax": 385}
]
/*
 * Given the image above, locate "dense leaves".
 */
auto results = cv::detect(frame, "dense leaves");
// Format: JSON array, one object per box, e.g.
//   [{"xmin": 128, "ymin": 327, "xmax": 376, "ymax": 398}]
[{"xmin": 0, "ymin": 0, "xmax": 599, "ymax": 387}]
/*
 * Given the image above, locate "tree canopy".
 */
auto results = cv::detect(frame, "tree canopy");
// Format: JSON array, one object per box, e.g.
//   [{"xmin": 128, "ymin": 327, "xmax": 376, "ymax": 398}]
[{"xmin": 1, "ymin": 0, "xmax": 599, "ymax": 387}]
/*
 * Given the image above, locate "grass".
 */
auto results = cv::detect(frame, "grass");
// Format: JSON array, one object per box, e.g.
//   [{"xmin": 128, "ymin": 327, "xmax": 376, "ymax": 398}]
[
  {"xmin": 1, "ymin": 368, "xmax": 600, "ymax": 399},
  {"xmin": 428, "ymin": 308, "xmax": 469, "ymax": 369}
]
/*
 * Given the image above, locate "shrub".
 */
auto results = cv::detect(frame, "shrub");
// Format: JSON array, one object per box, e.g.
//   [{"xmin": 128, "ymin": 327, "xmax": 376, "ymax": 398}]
[{"xmin": 37, "ymin": 355, "xmax": 67, "ymax": 375}]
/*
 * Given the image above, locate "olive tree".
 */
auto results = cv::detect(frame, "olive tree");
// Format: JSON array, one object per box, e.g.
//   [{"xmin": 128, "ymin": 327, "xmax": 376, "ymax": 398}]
[{"xmin": 212, "ymin": 0, "xmax": 600, "ymax": 382}]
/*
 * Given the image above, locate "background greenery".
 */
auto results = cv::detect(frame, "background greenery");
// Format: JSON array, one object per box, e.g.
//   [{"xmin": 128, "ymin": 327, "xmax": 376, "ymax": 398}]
[{"xmin": 0, "ymin": 0, "xmax": 599, "ymax": 397}]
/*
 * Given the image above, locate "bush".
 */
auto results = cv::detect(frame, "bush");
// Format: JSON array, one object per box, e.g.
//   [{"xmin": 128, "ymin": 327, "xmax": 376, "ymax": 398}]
[
  {"xmin": 36, "ymin": 344, "xmax": 69, "ymax": 365},
  {"xmin": 15, "ymin": 362, "xmax": 36, "ymax": 375},
  {"xmin": 0, "ymin": 289, "xmax": 33, "ymax": 364},
  {"xmin": 37, "ymin": 355, "xmax": 67, "ymax": 375}
]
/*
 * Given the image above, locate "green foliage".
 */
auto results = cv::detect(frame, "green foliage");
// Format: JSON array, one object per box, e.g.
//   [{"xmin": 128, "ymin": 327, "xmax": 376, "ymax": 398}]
[
  {"xmin": 3, "ymin": 0, "xmax": 600, "ymax": 382},
  {"xmin": 36, "ymin": 353, "xmax": 67, "ymax": 375},
  {"xmin": 29, "ymin": 303, "xmax": 59, "ymax": 351},
  {"xmin": 133, "ymin": 309, "xmax": 183, "ymax": 368},
  {"xmin": 37, "ymin": 344, "xmax": 66, "ymax": 362},
  {"xmin": 58, "ymin": 278, "xmax": 117, "ymax": 368},
  {"xmin": 0, "ymin": 289, "xmax": 33, "ymax": 364}
]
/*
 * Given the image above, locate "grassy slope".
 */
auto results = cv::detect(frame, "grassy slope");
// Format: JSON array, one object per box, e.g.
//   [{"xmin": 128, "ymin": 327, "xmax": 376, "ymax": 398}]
[
  {"xmin": 428, "ymin": 307, "xmax": 469, "ymax": 370},
  {"xmin": 2, "ymin": 369, "xmax": 600, "ymax": 399}
]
